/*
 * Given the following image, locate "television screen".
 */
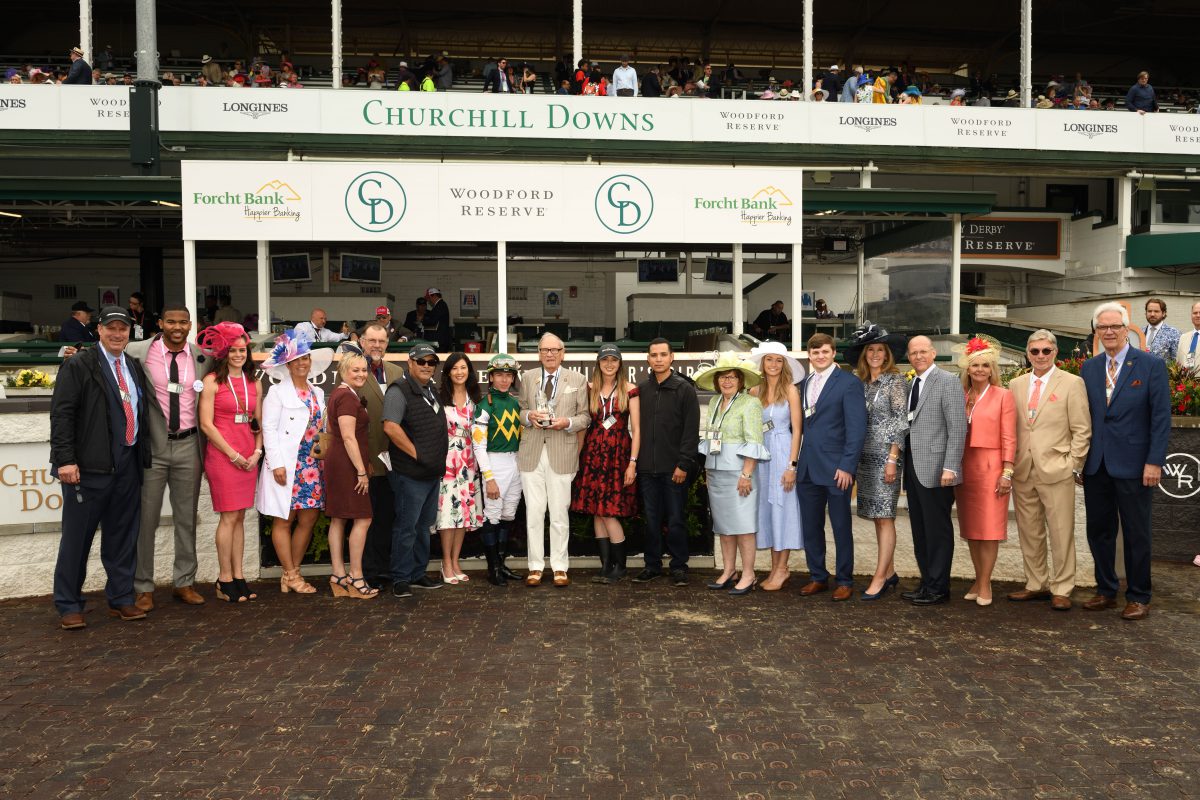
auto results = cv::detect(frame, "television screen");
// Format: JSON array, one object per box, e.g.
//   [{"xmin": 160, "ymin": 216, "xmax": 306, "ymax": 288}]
[
  {"xmin": 705, "ymin": 258, "xmax": 733, "ymax": 283},
  {"xmin": 340, "ymin": 253, "xmax": 382, "ymax": 284},
  {"xmin": 271, "ymin": 253, "xmax": 311, "ymax": 283},
  {"xmin": 637, "ymin": 258, "xmax": 679, "ymax": 283}
]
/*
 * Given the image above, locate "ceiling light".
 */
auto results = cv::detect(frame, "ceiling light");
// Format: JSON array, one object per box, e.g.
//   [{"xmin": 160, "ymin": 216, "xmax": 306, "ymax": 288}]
[
  {"xmin": 0, "ymin": 210, "xmax": 21, "ymax": 218},
  {"xmin": 154, "ymin": 200, "xmax": 181, "ymax": 207}
]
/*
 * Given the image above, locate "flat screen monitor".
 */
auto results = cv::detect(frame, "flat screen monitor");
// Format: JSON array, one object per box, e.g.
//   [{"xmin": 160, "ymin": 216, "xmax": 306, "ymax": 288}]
[
  {"xmin": 637, "ymin": 258, "xmax": 679, "ymax": 283},
  {"xmin": 270, "ymin": 253, "xmax": 311, "ymax": 283},
  {"xmin": 705, "ymin": 258, "xmax": 733, "ymax": 283},
  {"xmin": 340, "ymin": 252, "xmax": 382, "ymax": 284}
]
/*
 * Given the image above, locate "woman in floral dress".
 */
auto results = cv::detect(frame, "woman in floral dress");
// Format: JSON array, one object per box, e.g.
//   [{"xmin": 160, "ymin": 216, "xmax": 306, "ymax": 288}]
[{"xmin": 436, "ymin": 352, "xmax": 484, "ymax": 584}]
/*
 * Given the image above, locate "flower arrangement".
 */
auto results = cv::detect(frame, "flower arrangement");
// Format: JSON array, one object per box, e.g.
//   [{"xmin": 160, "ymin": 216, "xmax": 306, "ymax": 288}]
[
  {"xmin": 1168, "ymin": 362, "xmax": 1200, "ymax": 417},
  {"xmin": 904, "ymin": 368, "xmax": 917, "ymax": 383},
  {"xmin": 6, "ymin": 369, "xmax": 54, "ymax": 388}
]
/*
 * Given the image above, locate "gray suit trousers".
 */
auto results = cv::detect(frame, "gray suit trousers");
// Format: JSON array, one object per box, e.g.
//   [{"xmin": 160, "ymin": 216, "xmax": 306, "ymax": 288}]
[{"xmin": 134, "ymin": 436, "xmax": 202, "ymax": 591}]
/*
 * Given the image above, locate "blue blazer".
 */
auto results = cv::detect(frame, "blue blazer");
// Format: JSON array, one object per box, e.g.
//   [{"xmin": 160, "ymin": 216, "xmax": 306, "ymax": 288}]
[
  {"xmin": 797, "ymin": 367, "xmax": 867, "ymax": 487},
  {"xmin": 1081, "ymin": 348, "xmax": 1171, "ymax": 479}
]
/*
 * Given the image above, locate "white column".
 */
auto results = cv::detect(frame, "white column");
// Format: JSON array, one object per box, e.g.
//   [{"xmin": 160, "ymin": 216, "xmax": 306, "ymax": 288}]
[
  {"xmin": 496, "ymin": 241, "xmax": 508, "ymax": 353},
  {"xmin": 1020, "ymin": 0, "xmax": 1032, "ymax": 108},
  {"xmin": 183, "ymin": 240, "xmax": 197, "ymax": 338},
  {"xmin": 791, "ymin": 242, "xmax": 803, "ymax": 352},
  {"xmin": 732, "ymin": 243, "xmax": 744, "ymax": 336},
  {"xmin": 684, "ymin": 251, "xmax": 693, "ymax": 294},
  {"xmin": 856, "ymin": 247, "xmax": 865, "ymax": 325},
  {"xmin": 256, "ymin": 241, "xmax": 270, "ymax": 335},
  {"xmin": 1116, "ymin": 176, "xmax": 1133, "ymax": 273},
  {"xmin": 803, "ymin": 0, "xmax": 813, "ymax": 97},
  {"xmin": 79, "ymin": 0, "xmax": 92, "ymax": 64},
  {"xmin": 331, "ymin": 0, "xmax": 343, "ymax": 90},
  {"xmin": 572, "ymin": 0, "xmax": 583, "ymax": 75},
  {"xmin": 950, "ymin": 214, "xmax": 962, "ymax": 335}
]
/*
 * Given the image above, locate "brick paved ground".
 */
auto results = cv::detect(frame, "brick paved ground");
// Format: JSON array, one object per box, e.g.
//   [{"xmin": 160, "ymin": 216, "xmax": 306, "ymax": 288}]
[{"xmin": 2, "ymin": 562, "xmax": 1198, "ymax": 800}]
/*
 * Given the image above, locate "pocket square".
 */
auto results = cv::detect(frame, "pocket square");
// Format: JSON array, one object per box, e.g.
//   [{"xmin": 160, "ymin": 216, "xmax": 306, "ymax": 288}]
[
  {"xmin": 1131, "ymin": 379, "xmax": 1142, "ymax": 387},
  {"xmin": 1049, "ymin": 393, "xmax": 1059, "ymax": 402}
]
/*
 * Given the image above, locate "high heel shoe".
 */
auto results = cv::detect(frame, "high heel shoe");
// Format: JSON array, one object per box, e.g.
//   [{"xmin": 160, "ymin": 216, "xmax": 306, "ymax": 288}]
[
  {"xmin": 706, "ymin": 574, "xmax": 737, "ymax": 590},
  {"xmin": 729, "ymin": 577, "xmax": 757, "ymax": 596},
  {"xmin": 215, "ymin": 580, "xmax": 244, "ymax": 603},
  {"xmin": 329, "ymin": 574, "xmax": 350, "ymax": 598},
  {"xmin": 281, "ymin": 569, "xmax": 316, "ymax": 594},
  {"xmin": 976, "ymin": 596, "xmax": 993, "ymax": 606},
  {"xmin": 964, "ymin": 591, "xmax": 978, "ymax": 601},
  {"xmin": 347, "ymin": 575, "xmax": 379, "ymax": 600},
  {"xmin": 860, "ymin": 574, "xmax": 900, "ymax": 601},
  {"xmin": 233, "ymin": 577, "xmax": 257, "ymax": 601},
  {"xmin": 441, "ymin": 570, "xmax": 460, "ymax": 586}
]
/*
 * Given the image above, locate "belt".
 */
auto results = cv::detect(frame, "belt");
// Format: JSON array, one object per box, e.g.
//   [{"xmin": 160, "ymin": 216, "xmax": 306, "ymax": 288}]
[{"xmin": 167, "ymin": 427, "xmax": 198, "ymax": 441}]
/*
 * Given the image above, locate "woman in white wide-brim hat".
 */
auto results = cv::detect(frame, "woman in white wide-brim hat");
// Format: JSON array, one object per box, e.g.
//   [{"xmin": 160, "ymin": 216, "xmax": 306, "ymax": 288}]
[
  {"xmin": 693, "ymin": 352, "xmax": 771, "ymax": 596},
  {"xmin": 747, "ymin": 342, "xmax": 805, "ymax": 591},
  {"xmin": 256, "ymin": 329, "xmax": 333, "ymax": 594}
]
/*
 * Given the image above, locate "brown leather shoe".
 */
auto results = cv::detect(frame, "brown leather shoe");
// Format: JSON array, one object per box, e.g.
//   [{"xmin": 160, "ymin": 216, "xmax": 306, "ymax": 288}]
[
  {"xmin": 1082, "ymin": 594, "xmax": 1117, "ymax": 611},
  {"xmin": 525, "ymin": 572, "xmax": 543, "ymax": 587},
  {"xmin": 1007, "ymin": 589, "xmax": 1051, "ymax": 602},
  {"xmin": 60, "ymin": 612, "xmax": 86, "ymax": 630},
  {"xmin": 134, "ymin": 592, "xmax": 155, "ymax": 612},
  {"xmin": 1050, "ymin": 595, "xmax": 1072, "ymax": 611},
  {"xmin": 831, "ymin": 585, "xmax": 853, "ymax": 602},
  {"xmin": 107, "ymin": 605, "xmax": 147, "ymax": 621},
  {"xmin": 553, "ymin": 571, "xmax": 570, "ymax": 587},
  {"xmin": 799, "ymin": 581, "xmax": 829, "ymax": 596},
  {"xmin": 1121, "ymin": 602, "xmax": 1150, "ymax": 620},
  {"xmin": 173, "ymin": 585, "xmax": 206, "ymax": 605}
]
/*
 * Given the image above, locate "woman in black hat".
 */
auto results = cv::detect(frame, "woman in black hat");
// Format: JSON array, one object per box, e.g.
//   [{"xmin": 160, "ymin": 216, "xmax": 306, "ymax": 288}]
[{"xmin": 846, "ymin": 322, "xmax": 909, "ymax": 600}]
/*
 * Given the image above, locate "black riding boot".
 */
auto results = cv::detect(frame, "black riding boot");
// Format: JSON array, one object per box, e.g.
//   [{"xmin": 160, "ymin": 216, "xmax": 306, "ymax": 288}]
[
  {"xmin": 607, "ymin": 539, "xmax": 628, "ymax": 582},
  {"xmin": 483, "ymin": 543, "xmax": 506, "ymax": 586},
  {"xmin": 591, "ymin": 538, "xmax": 613, "ymax": 584},
  {"xmin": 497, "ymin": 524, "xmax": 523, "ymax": 581}
]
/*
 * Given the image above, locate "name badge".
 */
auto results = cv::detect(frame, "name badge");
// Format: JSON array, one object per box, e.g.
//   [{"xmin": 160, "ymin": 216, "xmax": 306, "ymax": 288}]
[
  {"xmin": 907, "ymin": 411, "xmax": 916, "ymax": 423},
  {"xmin": 804, "ymin": 407, "xmax": 815, "ymax": 419},
  {"xmin": 193, "ymin": 380, "xmax": 205, "ymax": 393},
  {"xmin": 1188, "ymin": 354, "xmax": 1196, "ymax": 367},
  {"xmin": 235, "ymin": 413, "xmax": 250, "ymax": 424},
  {"xmin": 762, "ymin": 420, "xmax": 775, "ymax": 433},
  {"xmin": 602, "ymin": 415, "xmax": 618, "ymax": 430},
  {"xmin": 167, "ymin": 381, "xmax": 184, "ymax": 394},
  {"xmin": 709, "ymin": 438, "xmax": 722, "ymax": 455},
  {"xmin": 133, "ymin": 324, "xmax": 144, "ymax": 340},
  {"xmin": 120, "ymin": 390, "xmax": 131, "ymax": 403},
  {"xmin": 1027, "ymin": 408, "xmax": 1037, "ymax": 421}
]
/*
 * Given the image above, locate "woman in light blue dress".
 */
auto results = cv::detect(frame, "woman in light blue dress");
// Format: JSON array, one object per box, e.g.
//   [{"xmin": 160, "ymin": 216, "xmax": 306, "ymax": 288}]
[{"xmin": 749, "ymin": 342, "xmax": 805, "ymax": 591}]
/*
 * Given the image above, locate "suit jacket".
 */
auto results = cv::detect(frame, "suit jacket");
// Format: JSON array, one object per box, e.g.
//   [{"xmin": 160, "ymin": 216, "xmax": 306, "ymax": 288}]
[
  {"xmin": 905, "ymin": 366, "xmax": 967, "ymax": 489},
  {"xmin": 50, "ymin": 344, "xmax": 151, "ymax": 474},
  {"xmin": 1142, "ymin": 323, "xmax": 1180, "ymax": 361},
  {"xmin": 796, "ymin": 367, "xmax": 866, "ymax": 486},
  {"xmin": 1081, "ymin": 348, "xmax": 1171, "ymax": 479},
  {"xmin": 963, "ymin": 385, "xmax": 1017, "ymax": 458},
  {"xmin": 1177, "ymin": 328, "xmax": 1200, "ymax": 368},
  {"xmin": 516, "ymin": 367, "xmax": 591, "ymax": 474},
  {"xmin": 1010, "ymin": 369, "xmax": 1091, "ymax": 484},
  {"xmin": 124, "ymin": 335, "xmax": 212, "ymax": 461},
  {"xmin": 482, "ymin": 70, "xmax": 512, "ymax": 93},
  {"xmin": 360, "ymin": 358, "xmax": 405, "ymax": 471}
]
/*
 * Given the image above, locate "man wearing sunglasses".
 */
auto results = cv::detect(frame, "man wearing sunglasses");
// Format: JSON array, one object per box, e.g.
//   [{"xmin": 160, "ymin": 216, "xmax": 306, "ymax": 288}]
[
  {"xmin": 383, "ymin": 343, "xmax": 449, "ymax": 596},
  {"xmin": 1007, "ymin": 330, "xmax": 1091, "ymax": 611}
]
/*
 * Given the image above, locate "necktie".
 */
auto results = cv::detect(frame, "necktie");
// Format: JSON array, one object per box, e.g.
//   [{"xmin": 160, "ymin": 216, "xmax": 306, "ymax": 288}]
[
  {"xmin": 808, "ymin": 372, "xmax": 824, "ymax": 407},
  {"xmin": 909, "ymin": 376, "xmax": 921, "ymax": 412},
  {"xmin": 542, "ymin": 373, "xmax": 554, "ymax": 402},
  {"xmin": 115, "ymin": 356, "xmax": 135, "ymax": 446},
  {"xmin": 1106, "ymin": 358, "xmax": 1119, "ymax": 405},
  {"xmin": 1147, "ymin": 326, "xmax": 1157, "ymax": 347},
  {"xmin": 1027, "ymin": 377, "xmax": 1042, "ymax": 415},
  {"xmin": 374, "ymin": 363, "xmax": 386, "ymax": 383},
  {"xmin": 168, "ymin": 350, "xmax": 181, "ymax": 432}
]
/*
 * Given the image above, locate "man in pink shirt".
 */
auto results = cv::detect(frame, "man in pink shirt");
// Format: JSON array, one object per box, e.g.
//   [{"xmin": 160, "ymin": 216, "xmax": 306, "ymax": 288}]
[{"xmin": 124, "ymin": 303, "xmax": 212, "ymax": 610}]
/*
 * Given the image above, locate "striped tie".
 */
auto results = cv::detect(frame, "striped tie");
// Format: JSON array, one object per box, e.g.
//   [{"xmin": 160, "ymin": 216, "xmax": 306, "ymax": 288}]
[{"xmin": 1106, "ymin": 358, "xmax": 1118, "ymax": 406}]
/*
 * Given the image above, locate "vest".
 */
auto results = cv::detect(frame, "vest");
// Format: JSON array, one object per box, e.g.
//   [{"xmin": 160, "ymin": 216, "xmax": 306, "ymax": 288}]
[
  {"xmin": 387, "ymin": 376, "xmax": 448, "ymax": 481},
  {"xmin": 477, "ymin": 389, "xmax": 521, "ymax": 453}
]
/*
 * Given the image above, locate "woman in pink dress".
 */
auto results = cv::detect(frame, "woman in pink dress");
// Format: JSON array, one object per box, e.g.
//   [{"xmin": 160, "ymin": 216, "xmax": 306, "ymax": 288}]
[
  {"xmin": 954, "ymin": 336, "xmax": 1016, "ymax": 607},
  {"xmin": 198, "ymin": 322, "xmax": 263, "ymax": 603}
]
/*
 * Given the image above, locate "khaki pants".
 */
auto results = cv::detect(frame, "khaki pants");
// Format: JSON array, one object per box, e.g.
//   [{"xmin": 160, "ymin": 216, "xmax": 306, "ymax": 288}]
[
  {"xmin": 521, "ymin": 449, "xmax": 574, "ymax": 573},
  {"xmin": 1011, "ymin": 475, "xmax": 1077, "ymax": 597}
]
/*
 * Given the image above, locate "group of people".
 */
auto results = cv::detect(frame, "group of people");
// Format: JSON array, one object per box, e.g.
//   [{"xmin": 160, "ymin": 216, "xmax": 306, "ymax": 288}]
[{"xmin": 47, "ymin": 298, "xmax": 1172, "ymax": 630}]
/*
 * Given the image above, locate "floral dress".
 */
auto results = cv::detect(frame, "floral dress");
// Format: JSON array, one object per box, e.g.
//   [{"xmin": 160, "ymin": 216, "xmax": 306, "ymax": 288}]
[
  {"xmin": 437, "ymin": 399, "xmax": 485, "ymax": 530},
  {"xmin": 570, "ymin": 387, "xmax": 639, "ymax": 518},
  {"xmin": 290, "ymin": 388, "xmax": 325, "ymax": 510}
]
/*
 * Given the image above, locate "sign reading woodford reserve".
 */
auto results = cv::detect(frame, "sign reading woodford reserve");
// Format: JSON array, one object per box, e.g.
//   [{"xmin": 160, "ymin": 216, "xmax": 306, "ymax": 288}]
[
  {"xmin": 182, "ymin": 161, "xmax": 803, "ymax": 244},
  {"xmin": 960, "ymin": 217, "xmax": 1062, "ymax": 259}
]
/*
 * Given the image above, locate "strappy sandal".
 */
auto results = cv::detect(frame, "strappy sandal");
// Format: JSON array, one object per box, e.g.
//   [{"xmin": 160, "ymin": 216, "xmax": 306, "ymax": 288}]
[
  {"xmin": 281, "ymin": 569, "xmax": 317, "ymax": 594},
  {"xmin": 215, "ymin": 579, "xmax": 245, "ymax": 603},
  {"xmin": 233, "ymin": 577, "xmax": 257, "ymax": 601},
  {"xmin": 347, "ymin": 575, "xmax": 379, "ymax": 600},
  {"xmin": 329, "ymin": 574, "xmax": 350, "ymax": 598}
]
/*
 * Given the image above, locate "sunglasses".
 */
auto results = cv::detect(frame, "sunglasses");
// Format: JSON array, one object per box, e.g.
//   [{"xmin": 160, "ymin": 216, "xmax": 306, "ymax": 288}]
[
  {"xmin": 1027, "ymin": 348, "xmax": 1055, "ymax": 356},
  {"xmin": 413, "ymin": 357, "xmax": 439, "ymax": 367}
]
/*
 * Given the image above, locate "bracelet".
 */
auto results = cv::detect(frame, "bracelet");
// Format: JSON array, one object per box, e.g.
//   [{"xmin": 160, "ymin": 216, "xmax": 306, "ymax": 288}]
[
  {"xmin": 886, "ymin": 458, "xmax": 898, "ymax": 465},
  {"xmin": 357, "ymin": 472, "xmax": 367, "ymax": 477},
  {"xmin": 1000, "ymin": 474, "xmax": 1012, "ymax": 482},
  {"xmin": 740, "ymin": 473, "xmax": 753, "ymax": 480},
  {"xmin": 1001, "ymin": 468, "xmax": 1014, "ymax": 477},
  {"xmin": 629, "ymin": 456, "xmax": 638, "ymax": 462},
  {"xmin": 784, "ymin": 467, "xmax": 796, "ymax": 473},
  {"xmin": 229, "ymin": 453, "xmax": 242, "ymax": 463}
]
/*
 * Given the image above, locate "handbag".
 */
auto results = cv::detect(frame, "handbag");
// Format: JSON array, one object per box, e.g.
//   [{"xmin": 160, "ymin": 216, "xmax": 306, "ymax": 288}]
[{"xmin": 310, "ymin": 391, "xmax": 331, "ymax": 460}]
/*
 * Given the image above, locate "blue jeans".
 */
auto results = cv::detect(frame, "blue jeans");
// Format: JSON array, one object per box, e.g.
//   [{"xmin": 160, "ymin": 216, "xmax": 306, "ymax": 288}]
[
  {"xmin": 639, "ymin": 473, "xmax": 691, "ymax": 572},
  {"xmin": 387, "ymin": 472, "xmax": 439, "ymax": 583}
]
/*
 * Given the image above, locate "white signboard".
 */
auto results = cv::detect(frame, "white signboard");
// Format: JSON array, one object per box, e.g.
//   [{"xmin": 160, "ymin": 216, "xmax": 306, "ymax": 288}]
[
  {"xmin": 182, "ymin": 161, "xmax": 804, "ymax": 244},
  {"xmin": 0, "ymin": 442, "xmax": 62, "ymax": 525},
  {"xmin": 1035, "ymin": 110, "xmax": 1144, "ymax": 154},
  {"xmin": 0, "ymin": 85, "xmax": 60, "ymax": 130},
  {"xmin": 924, "ymin": 105, "xmax": 1037, "ymax": 150}
]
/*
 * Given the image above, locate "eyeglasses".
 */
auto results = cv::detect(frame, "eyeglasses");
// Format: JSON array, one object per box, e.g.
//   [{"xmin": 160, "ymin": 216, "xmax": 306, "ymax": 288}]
[
  {"xmin": 717, "ymin": 374, "xmax": 740, "ymax": 381},
  {"xmin": 538, "ymin": 347, "xmax": 563, "ymax": 354},
  {"xmin": 1027, "ymin": 348, "xmax": 1055, "ymax": 356},
  {"xmin": 413, "ymin": 358, "xmax": 439, "ymax": 367},
  {"xmin": 1095, "ymin": 324, "xmax": 1126, "ymax": 333}
]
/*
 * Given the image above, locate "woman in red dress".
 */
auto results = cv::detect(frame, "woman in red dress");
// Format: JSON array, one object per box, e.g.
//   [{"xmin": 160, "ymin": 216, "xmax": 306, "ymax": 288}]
[{"xmin": 570, "ymin": 344, "xmax": 640, "ymax": 584}]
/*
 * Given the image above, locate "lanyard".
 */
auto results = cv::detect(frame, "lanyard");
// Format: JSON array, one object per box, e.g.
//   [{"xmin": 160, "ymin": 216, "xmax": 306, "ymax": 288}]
[
  {"xmin": 409, "ymin": 375, "xmax": 439, "ymax": 412},
  {"xmin": 599, "ymin": 386, "xmax": 617, "ymax": 418},
  {"xmin": 1105, "ymin": 359, "xmax": 1121, "ymax": 398},
  {"xmin": 227, "ymin": 373, "xmax": 250, "ymax": 415},
  {"xmin": 709, "ymin": 393, "xmax": 739, "ymax": 432},
  {"xmin": 160, "ymin": 340, "xmax": 190, "ymax": 386},
  {"xmin": 540, "ymin": 370, "xmax": 560, "ymax": 404},
  {"xmin": 966, "ymin": 384, "xmax": 990, "ymax": 425}
]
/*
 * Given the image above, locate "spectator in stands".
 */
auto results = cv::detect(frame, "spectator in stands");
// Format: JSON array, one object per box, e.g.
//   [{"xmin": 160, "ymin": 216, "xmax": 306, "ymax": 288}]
[
  {"xmin": 821, "ymin": 65, "xmax": 843, "ymax": 101},
  {"xmin": 61, "ymin": 301, "xmax": 97, "ymax": 343},
  {"xmin": 1003, "ymin": 89, "xmax": 1020, "ymax": 108},
  {"xmin": 213, "ymin": 295, "xmax": 241, "ymax": 325},
  {"xmin": 807, "ymin": 81, "xmax": 828, "ymax": 102},
  {"xmin": 395, "ymin": 61, "xmax": 416, "ymax": 91},
  {"xmin": 855, "ymin": 73, "xmax": 874, "ymax": 103},
  {"xmin": 642, "ymin": 65, "xmax": 662, "ymax": 98},
  {"xmin": 97, "ymin": 45, "xmax": 114, "ymax": 72},
  {"xmin": 660, "ymin": 69, "xmax": 680, "ymax": 98},
  {"xmin": 91, "ymin": 68, "xmax": 102, "ymax": 84},
  {"xmin": 751, "ymin": 300, "xmax": 790, "ymax": 340},
  {"xmin": 556, "ymin": 79, "xmax": 570, "ymax": 95},
  {"xmin": 481, "ymin": 56, "xmax": 498, "ymax": 83},
  {"xmin": 435, "ymin": 56, "xmax": 453, "ymax": 91},
  {"xmin": 701, "ymin": 63, "xmax": 722, "ymax": 99},
  {"xmin": 814, "ymin": 299, "xmax": 835, "ymax": 320},
  {"xmin": 127, "ymin": 292, "xmax": 158, "ymax": 342},
  {"xmin": 425, "ymin": 289, "xmax": 453, "ymax": 352},
  {"xmin": 520, "ymin": 63, "xmax": 539, "ymax": 94},
  {"xmin": 483, "ymin": 58, "xmax": 513, "ymax": 93},
  {"xmin": 295, "ymin": 308, "xmax": 349, "ymax": 344},
  {"xmin": 613, "ymin": 56, "xmax": 637, "ymax": 97},
  {"xmin": 841, "ymin": 66, "xmax": 863, "ymax": 102},
  {"xmin": 65, "ymin": 46, "xmax": 92, "ymax": 85},
  {"xmin": 7, "ymin": 69, "xmax": 22, "ymax": 85},
  {"xmin": 583, "ymin": 66, "xmax": 608, "ymax": 97},
  {"xmin": 1126, "ymin": 71, "xmax": 1157, "ymax": 113},
  {"xmin": 950, "ymin": 89, "xmax": 967, "ymax": 106},
  {"xmin": 403, "ymin": 297, "xmax": 429, "ymax": 340},
  {"xmin": 1035, "ymin": 94, "xmax": 1052, "ymax": 109},
  {"xmin": 420, "ymin": 70, "xmax": 435, "ymax": 92},
  {"xmin": 200, "ymin": 55, "xmax": 222, "ymax": 85},
  {"xmin": 900, "ymin": 85, "xmax": 923, "ymax": 105},
  {"xmin": 872, "ymin": 69, "xmax": 896, "ymax": 103}
]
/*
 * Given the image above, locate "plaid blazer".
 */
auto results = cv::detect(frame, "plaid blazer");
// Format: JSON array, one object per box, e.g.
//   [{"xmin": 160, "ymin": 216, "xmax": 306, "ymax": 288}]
[
  {"xmin": 516, "ymin": 366, "xmax": 592, "ymax": 474},
  {"xmin": 904, "ymin": 366, "xmax": 967, "ymax": 489}
]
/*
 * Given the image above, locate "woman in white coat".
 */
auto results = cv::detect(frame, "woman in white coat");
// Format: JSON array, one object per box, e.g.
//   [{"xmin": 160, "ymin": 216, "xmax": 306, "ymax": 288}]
[{"xmin": 256, "ymin": 329, "xmax": 333, "ymax": 594}]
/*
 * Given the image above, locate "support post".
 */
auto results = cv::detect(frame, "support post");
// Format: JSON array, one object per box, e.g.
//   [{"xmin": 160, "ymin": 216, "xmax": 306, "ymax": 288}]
[
  {"xmin": 496, "ymin": 241, "xmax": 508, "ymax": 353},
  {"xmin": 732, "ymin": 243, "xmax": 744, "ymax": 336},
  {"xmin": 803, "ymin": 0, "xmax": 813, "ymax": 97},
  {"xmin": 79, "ymin": 0, "xmax": 92, "ymax": 66},
  {"xmin": 572, "ymin": 0, "xmax": 582, "ymax": 75},
  {"xmin": 331, "ymin": 0, "xmax": 343, "ymax": 90},
  {"xmin": 1116, "ymin": 176, "xmax": 1133, "ymax": 273},
  {"xmin": 856, "ymin": 246, "xmax": 865, "ymax": 325},
  {"xmin": 257, "ymin": 241, "xmax": 270, "ymax": 336},
  {"xmin": 684, "ymin": 251, "xmax": 693, "ymax": 294},
  {"xmin": 183, "ymin": 240, "xmax": 197, "ymax": 338},
  {"xmin": 950, "ymin": 214, "xmax": 962, "ymax": 335},
  {"xmin": 1020, "ymin": 0, "xmax": 1032, "ymax": 108},
  {"xmin": 322, "ymin": 246, "xmax": 331, "ymax": 294},
  {"xmin": 791, "ymin": 242, "xmax": 803, "ymax": 352}
]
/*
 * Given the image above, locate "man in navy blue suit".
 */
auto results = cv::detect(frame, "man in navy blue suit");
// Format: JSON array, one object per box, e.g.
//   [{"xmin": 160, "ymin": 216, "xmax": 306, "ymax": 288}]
[
  {"xmin": 796, "ymin": 333, "xmax": 867, "ymax": 601},
  {"xmin": 1080, "ymin": 301, "xmax": 1171, "ymax": 621}
]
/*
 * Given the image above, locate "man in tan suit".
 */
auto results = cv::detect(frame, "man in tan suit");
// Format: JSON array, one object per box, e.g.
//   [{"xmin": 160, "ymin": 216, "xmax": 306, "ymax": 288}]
[
  {"xmin": 1176, "ymin": 300, "xmax": 1200, "ymax": 371},
  {"xmin": 357, "ymin": 323, "xmax": 405, "ymax": 587},
  {"xmin": 1007, "ymin": 329, "xmax": 1091, "ymax": 610},
  {"xmin": 518, "ymin": 333, "xmax": 590, "ymax": 587}
]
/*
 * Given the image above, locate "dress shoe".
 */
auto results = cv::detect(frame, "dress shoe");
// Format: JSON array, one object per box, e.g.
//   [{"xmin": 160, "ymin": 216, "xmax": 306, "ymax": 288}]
[
  {"xmin": 553, "ymin": 571, "xmax": 570, "ymax": 587},
  {"xmin": 831, "ymin": 585, "xmax": 854, "ymax": 602},
  {"xmin": 670, "ymin": 570, "xmax": 689, "ymax": 587},
  {"xmin": 798, "ymin": 581, "xmax": 829, "ymax": 597},
  {"xmin": 411, "ymin": 576, "xmax": 443, "ymax": 590},
  {"xmin": 911, "ymin": 592, "xmax": 950, "ymax": 606},
  {"xmin": 134, "ymin": 592, "xmax": 155, "ymax": 612},
  {"xmin": 1050, "ymin": 595, "xmax": 1072, "ymax": 611},
  {"xmin": 59, "ymin": 612, "xmax": 86, "ymax": 630},
  {"xmin": 1007, "ymin": 589, "xmax": 1052, "ymax": 602},
  {"xmin": 108, "ymin": 605, "xmax": 147, "ymax": 621},
  {"xmin": 975, "ymin": 596, "xmax": 993, "ymax": 607},
  {"xmin": 728, "ymin": 577, "xmax": 757, "ymax": 596},
  {"xmin": 525, "ymin": 572, "xmax": 543, "ymax": 587},
  {"xmin": 631, "ymin": 568, "xmax": 663, "ymax": 583},
  {"xmin": 963, "ymin": 591, "xmax": 978, "ymax": 601},
  {"xmin": 706, "ymin": 575, "xmax": 737, "ymax": 590},
  {"xmin": 1082, "ymin": 594, "xmax": 1117, "ymax": 611},
  {"xmin": 860, "ymin": 575, "xmax": 899, "ymax": 602},
  {"xmin": 901, "ymin": 588, "xmax": 927, "ymax": 602},
  {"xmin": 173, "ymin": 585, "xmax": 205, "ymax": 605},
  {"xmin": 1120, "ymin": 602, "xmax": 1150, "ymax": 620}
]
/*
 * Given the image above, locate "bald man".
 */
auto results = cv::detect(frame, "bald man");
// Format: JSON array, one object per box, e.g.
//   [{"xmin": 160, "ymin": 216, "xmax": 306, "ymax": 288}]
[{"xmin": 294, "ymin": 308, "xmax": 348, "ymax": 343}]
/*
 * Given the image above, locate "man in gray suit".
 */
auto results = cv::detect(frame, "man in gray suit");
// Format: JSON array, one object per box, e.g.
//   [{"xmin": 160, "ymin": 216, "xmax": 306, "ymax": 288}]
[
  {"xmin": 517, "ymin": 333, "xmax": 591, "ymax": 587},
  {"xmin": 124, "ymin": 304, "xmax": 211, "ymax": 610},
  {"xmin": 900, "ymin": 335, "xmax": 967, "ymax": 606}
]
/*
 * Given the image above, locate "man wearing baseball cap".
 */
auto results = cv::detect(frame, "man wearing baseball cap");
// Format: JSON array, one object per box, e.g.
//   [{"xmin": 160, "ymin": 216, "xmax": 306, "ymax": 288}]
[
  {"xmin": 821, "ymin": 64, "xmax": 843, "ymax": 101},
  {"xmin": 61, "ymin": 300, "xmax": 97, "ymax": 343},
  {"xmin": 50, "ymin": 306, "xmax": 152, "ymax": 629},
  {"xmin": 372, "ymin": 305, "xmax": 402, "ymax": 342}
]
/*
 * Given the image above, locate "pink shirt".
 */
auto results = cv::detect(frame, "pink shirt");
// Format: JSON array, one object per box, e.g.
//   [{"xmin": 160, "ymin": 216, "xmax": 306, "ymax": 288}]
[{"xmin": 144, "ymin": 339, "xmax": 199, "ymax": 430}]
